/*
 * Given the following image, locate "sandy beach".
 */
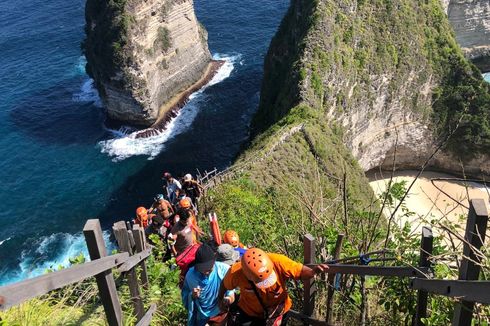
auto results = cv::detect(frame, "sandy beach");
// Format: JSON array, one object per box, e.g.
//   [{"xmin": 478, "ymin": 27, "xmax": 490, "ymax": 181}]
[{"xmin": 367, "ymin": 170, "xmax": 490, "ymax": 238}]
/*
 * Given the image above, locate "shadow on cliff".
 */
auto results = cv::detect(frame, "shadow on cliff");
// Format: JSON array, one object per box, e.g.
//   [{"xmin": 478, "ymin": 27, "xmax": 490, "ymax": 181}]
[{"xmin": 9, "ymin": 78, "xmax": 109, "ymax": 145}]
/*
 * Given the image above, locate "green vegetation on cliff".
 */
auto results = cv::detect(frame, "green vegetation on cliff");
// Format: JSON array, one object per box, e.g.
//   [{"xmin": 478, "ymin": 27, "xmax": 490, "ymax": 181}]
[
  {"xmin": 206, "ymin": 103, "xmax": 385, "ymax": 319},
  {"xmin": 83, "ymin": 0, "xmax": 133, "ymax": 86},
  {"xmin": 253, "ymin": 0, "xmax": 490, "ymax": 157}
]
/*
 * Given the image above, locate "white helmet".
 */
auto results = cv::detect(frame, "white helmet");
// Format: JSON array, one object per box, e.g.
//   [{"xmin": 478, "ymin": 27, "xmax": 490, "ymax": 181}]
[{"xmin": 184, "ymin": 173, "xmax": 192, "ymax": 181}]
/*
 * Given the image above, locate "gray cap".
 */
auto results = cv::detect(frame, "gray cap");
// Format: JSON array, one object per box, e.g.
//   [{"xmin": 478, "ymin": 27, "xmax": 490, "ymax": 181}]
[{"xmin": 216, "ymin": 244, "xmax": 240, "ymax": 266}]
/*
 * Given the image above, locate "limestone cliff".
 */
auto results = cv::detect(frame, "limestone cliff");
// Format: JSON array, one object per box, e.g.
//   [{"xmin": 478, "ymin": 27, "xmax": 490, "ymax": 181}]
[
  {"xmin": 442, "ymin": 0, "xmax": 490, "ymax": 72},
  {"xmin": 254, "ymin": 0, "xmax": 490, "ymax": 178},
  {"xmin": 83, "ymin": 0, "xmax": 212, "ymax": 127}
]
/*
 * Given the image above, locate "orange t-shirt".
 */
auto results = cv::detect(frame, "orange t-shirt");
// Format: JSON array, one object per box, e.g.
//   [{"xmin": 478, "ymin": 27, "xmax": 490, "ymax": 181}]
[{"xmin": 222, "ymin": 253, "xmax": 303, "ymax": 318}]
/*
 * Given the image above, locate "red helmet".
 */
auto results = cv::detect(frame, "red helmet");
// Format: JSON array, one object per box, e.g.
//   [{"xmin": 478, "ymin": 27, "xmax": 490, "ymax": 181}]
[
  {"xmin": 223, "ymin": 230, "xmax": 240, "ymax": 247},
  {"xmin": 241, "ymin": 248, "xmax": 277, "ymax": 289}
]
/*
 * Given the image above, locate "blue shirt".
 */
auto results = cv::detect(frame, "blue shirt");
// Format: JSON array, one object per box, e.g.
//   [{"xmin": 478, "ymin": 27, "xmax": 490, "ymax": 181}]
[{"xmin": 182, "ymin": 261, "xmax": 230, "ymax": 326}]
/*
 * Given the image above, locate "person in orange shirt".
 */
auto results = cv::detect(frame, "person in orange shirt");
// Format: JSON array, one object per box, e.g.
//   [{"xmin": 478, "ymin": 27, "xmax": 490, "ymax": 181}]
[
  {"xmin": 223, "ymin": 230, "xmax": 247, "ymax": 257},
  {"xmin": 218, "ymin": 248, "xmax": 328, "ymax": 325},
  {"xmin": 133, "ymin": 206, "xmax": 154, "ymax": 228}
]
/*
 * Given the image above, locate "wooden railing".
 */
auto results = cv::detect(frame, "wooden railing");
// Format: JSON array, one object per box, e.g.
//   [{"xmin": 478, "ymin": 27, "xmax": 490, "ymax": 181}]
[
  {"xmin": 0, "ymin": 219, "xmax": 155, "ymax": 326},
  {"xmin": 1, "ymin": 199, "xmax": 488, "ymax": 326},
  {"xmin": 297, "ymin": 198, "xmax": 489, "ymax": 326}
]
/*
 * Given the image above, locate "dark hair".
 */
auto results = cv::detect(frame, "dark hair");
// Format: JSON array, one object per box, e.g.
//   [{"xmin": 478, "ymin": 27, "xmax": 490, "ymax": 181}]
[
  {"xmin": 152, "ymin": 215, "xmax": 164, "ymax": 226},
  {"xmin": 176, "ymin": 208, "xmax": 190, "ymax": 222}
]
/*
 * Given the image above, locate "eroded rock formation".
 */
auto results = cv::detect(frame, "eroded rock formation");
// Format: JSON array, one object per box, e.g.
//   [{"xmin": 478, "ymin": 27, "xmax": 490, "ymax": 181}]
[
  {"xmin": 84, "ymin": 0, "xmax": 214, "ymax": 127},
  {"xmin": 255, "ymin": 0, "xmax": 490, "ymax": 178},
  {"xmin": 442, "ymin": 0, "xmax": 490, "ymax": 71}
]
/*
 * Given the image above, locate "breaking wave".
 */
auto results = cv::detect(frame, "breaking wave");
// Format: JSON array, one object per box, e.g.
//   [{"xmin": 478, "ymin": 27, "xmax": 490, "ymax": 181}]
[
  {"xmin": 0, "ymin": 232, "xmax": 113, "ymax": 286},
  {"xmin": 98, "ymin": 54, "xmax": 238, "ymax": 161},
  {"xmin": 72, "ymin": 78, "xmax": 102, "ymax": 107},
  {"xmin": 0, "ymin": 237, "xmax": 11, "ymax": 246}
]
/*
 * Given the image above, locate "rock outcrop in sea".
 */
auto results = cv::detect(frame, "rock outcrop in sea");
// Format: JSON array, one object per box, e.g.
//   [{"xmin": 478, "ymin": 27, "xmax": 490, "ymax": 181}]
[
  {"xmin": 441, "ymin": 0, "xmax": 490, "ymax": 72},
  {"xmin": 83, "ymin": 0, "xmax": 217, "ymax": 127}
]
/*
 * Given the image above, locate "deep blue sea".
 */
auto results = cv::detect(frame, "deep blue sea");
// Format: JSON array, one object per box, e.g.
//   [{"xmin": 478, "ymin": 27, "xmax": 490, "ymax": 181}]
[{"xmin": 0, "ymin": 0, "xmax": 289, "ymax": 285}]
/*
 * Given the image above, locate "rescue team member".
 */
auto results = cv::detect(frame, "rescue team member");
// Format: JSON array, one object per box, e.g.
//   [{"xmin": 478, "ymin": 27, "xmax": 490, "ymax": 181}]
[
  {"xmin": 223, "ymin": 230, "xmax": 247, "ymax": 256},
  {"xmin": 182, "ymin": 244, "xmax": 233, "ymax": 326},
  {"xmin": 134, "ymin": 206, "xmax": 153, "ymax": 228},
  {"xmin": 218, "ymin": 248, "xmax": 328, "ymax": 325}
]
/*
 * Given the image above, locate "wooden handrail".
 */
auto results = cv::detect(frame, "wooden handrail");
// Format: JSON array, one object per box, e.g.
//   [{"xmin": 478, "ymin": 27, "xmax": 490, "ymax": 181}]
[
  {"xmin": 0, "ymin": 252, "xmax": 129, "ymax": 310},
  {"xmin": 305, "ymin": 264, "xmax": 429, "ymax": 278},
  {"xmin": 135, "ymin": 303, "xmax": 157, "ymax": 326},
  {"xmin": 410, "ymin": 279, "xmax": 490, "ymax": 304},
  {"xmin": 118, "ymin": 247, "xmax": 152, "ymax": 273}
]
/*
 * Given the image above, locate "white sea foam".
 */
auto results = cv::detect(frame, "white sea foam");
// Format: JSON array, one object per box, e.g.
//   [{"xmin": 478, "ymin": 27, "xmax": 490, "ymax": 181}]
[
  {"xmin": 72, "ymin": 78, "xmax": 102, "ymax": 107},
  {"xmin": 0, "ymin": 237, "xmax": 11, "ymax": 246},
  {"xmin": 484, "ymin": 72, "xmax": 490, "ymax": 83},
  {"xmin": 1, "ymin": 231, "xmax": 113, "ymax": 285},
  {"xmin": 98, "ymin": 54, "xmax": 239, "ymax": 161},
  {"xmin": 74, "ymin": 56, "xmax": 87, "ymax": 76}
]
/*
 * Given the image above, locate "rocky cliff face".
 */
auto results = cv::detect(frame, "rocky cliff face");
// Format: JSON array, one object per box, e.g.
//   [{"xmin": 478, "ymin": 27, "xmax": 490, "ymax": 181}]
[
  {"xmin": 255, "ymin": 0, "xmax": 490, "ymax": 178},
  {"xmin": 84, "ymin": 0, "xmax": 212, "ymax": 127},
  {"xmin": 441, "ymin": 0, "xmax": 490, "ymax": 72}
]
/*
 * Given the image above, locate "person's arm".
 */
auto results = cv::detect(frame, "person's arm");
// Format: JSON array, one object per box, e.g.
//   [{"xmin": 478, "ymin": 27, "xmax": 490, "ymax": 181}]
[
  {"xmin": 218, "ymin": 282, "xmax": 229, "ymax": 311},
  {"xmin": 218, "ymin": 268, "xmax": 235, "ymax": 311},
  {"xmin": 167, "ymin": 201, "xmax": 175, "ymax": 214},
  {"xmin": 300, "ymin": 263, "xmax": 329, "ymax": 279},
  {"xmin": 168, "ymin": 232, "xmax": 178, "ymax": 256},
  {"xmin": 193, "ymin": 180, "xmax": 203, "ymax": 196}
]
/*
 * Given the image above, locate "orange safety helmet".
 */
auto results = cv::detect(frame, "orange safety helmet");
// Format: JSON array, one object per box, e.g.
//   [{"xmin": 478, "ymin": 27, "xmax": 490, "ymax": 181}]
[
  {"xmin": 223, "ymin": 230, "xmax": 240, "ymax": 248},
  {"xmin": 179, "ymin": 198, "xmax": 192, "ymax": 209},
  {"xmin": 241, "ymin": 248, "xmax": 277, "ymax": 289},
  {"xmin": 136, "ymin": 207, "xmax": 148, "ymax": 220}
]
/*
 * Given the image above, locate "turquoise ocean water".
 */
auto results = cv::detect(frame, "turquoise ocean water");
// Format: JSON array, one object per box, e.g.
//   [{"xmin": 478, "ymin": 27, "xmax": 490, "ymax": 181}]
[{"xmin": 0, "ymin": 0, "xmax": 289, "ymax": 285}]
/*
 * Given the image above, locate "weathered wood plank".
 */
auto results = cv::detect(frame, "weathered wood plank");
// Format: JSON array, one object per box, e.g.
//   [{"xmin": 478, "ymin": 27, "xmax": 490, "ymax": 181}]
[
  {"xmin": 84, "ymin": 219, "xmax": 123, "ymax": 326},
  {"xmin": 118, "ymin": 247, "xmax": 152, "ymax": 273},
  {"xmin": 135, "ymin": 303, "xmax": 157, "ymax": 326},
  {"xmin": 303, "ymin": 234, "xmax": 316, "ymax": 321},
  {"xmin": 411, "ymin": 279, "xmax": 490, "ymax": 304},
  {"xmin": 0, "ymin": 252, "xmax": 128, "ymax": 310},
  {"xmin": 306, "ymin": 264, "xmax": 429, "ymax": 277},
  {"xmin": 132, "ymin": 225, "xmax": 149, "ymax": 289},
  {"xmin": 415, "ymin": 227, "xmax": 433, "ymax": 326},
  {"xmin": 326, "ymin": 234, "xmax": 343, "ymax": 324},
  {"xmin": 113, "ymin": 221, "xmax": 144, "ymax": 321},
  {"xmin": 452, "ymin": 199, "xmax": 489, "ymax": 326}
]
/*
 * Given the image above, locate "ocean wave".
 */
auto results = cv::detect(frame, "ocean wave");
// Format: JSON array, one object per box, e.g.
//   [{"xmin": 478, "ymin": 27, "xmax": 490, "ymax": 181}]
[
  {"xmin": 72, "ymin": 78, "xmax": 102, "ymax": 107},
  {"xmin": 98, "ymin": 54, "xmax": 239, "ymax": 162},
  {"xmin": 0, "ymin": 237, "xmax": 11, "ymax": 246},
  {"xmin": 74, "ymin": 56, "xmax": 87, "ymax": 76},
  {"xmin": 0, "ymin": 231, "xmax": 113, "ymax": 286}
]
